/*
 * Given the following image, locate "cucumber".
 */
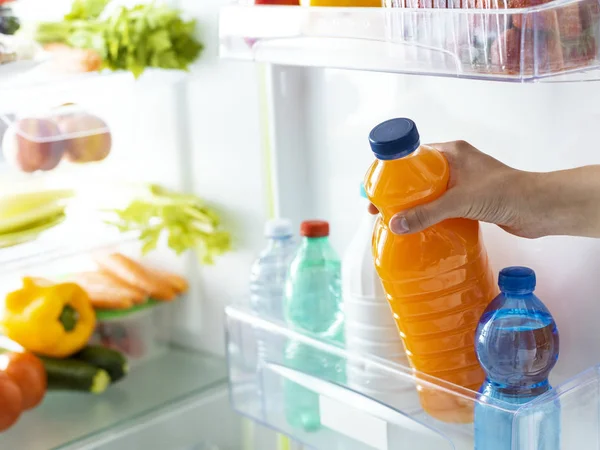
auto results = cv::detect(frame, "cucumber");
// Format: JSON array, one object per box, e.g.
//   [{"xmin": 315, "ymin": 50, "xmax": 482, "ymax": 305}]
[
  {"xmin": 39, "ymin": 356, "xmax": 111, "ymax": 394},
  {"xmin": 74, "ymin": 346, "xmax": 128, "ymax": 383}
]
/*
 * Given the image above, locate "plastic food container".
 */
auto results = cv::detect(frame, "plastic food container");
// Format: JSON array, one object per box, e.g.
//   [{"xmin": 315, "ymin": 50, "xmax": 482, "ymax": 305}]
[
  {"xmin": 301, "ymin": 0, "xmax": 382, "ymax": 5},
  {"xmin": 221, "ymin": 0, "xmax": 600, "ymax": 82},
  {"xmin": 89, "ymin": 302, "xmax": 169, "ymax": 368},
  {"xmin": 0, "ymin": 104, "xmax": 112, "ymax": 174},
  {"xmin": 386, "ymin": 0, "xmax": 600, "ymax": 78}
]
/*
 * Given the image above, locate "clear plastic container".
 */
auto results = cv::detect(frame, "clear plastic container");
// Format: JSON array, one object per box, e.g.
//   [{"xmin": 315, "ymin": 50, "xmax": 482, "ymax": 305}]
[
  {"xmin": 302, "ymin": 0, "xmax": 382, "ymax": 5},
  {"xmin": 0, "ymin": 104, "xmax": 110, "ymax": 143},
  {"xmin": 220, "ymin": 0, "xmax": 600, "ymax": 82},
  {"xmin": 226, "ymin": 305, "xmax": 600, "ymax": 450},
  {"xmin": 0, "ymin": 244, "xmax": 176, "ymax": 368},
  {"xmin": 90, "ymin": 303, "xmax": 171, "ymax": 368},
  {"xmin": 0, "ymin": 104, "xmax": 112, "ymax": 173}
]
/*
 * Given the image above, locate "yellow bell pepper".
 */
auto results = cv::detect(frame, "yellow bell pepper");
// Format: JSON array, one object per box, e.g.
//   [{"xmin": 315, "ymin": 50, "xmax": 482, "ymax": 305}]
[{"xmin": 1, "ymin": 277, "xmax": 96, "ymax": 358}]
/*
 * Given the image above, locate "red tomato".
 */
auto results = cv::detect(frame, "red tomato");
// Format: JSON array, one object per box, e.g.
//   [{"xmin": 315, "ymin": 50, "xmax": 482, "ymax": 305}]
[
  {"xmin": 0, "ymin": 352, "xmax": 47, "ymax": 410},
  {"xmin": 0, "ymin": 371, "xmax": 22, "ymax": 432}
]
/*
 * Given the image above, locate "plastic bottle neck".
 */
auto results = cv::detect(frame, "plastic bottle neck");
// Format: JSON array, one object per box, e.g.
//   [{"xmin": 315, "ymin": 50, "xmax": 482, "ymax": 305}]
[
  {"xmin": 302, "ymin": 236, "xmax": 329, "ymax": 245},
  {"xmin": 266, "ymin": 235, "xmax": 293, "ymax": 249},
  {"xmin": 367, "ymin": 145, "xmax": 450, "ymax": 220},
  {"xmin": 486, "ymin": 378, "xmax": 551, "ymax": 398},
  {"xmin": 501, "ymin": 289, "xmax": 534, "ymax": 297},
  {"xmin": 376, "ymin": 144, "xmax": 419, "ymax": 161}
]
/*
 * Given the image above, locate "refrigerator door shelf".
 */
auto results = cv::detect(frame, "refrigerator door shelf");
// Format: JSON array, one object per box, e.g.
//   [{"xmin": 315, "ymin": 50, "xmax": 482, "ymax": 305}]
[
  {"xmin": 226, "ymin": 305, "xmax": 600, "ymax": 450},
  {"xmin": 220, "ymin": 0, "xmax": 600, "ymax": 83}
]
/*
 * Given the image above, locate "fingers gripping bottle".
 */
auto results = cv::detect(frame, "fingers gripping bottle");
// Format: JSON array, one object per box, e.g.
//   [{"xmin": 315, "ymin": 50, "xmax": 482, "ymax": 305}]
[{"xmin": 364, "ymin": 118, "xmax": 497, "ymax": 423}]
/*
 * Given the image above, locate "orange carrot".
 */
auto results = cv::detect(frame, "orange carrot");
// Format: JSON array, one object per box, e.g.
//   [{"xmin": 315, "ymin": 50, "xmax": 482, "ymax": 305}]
[
  {"xmin": 95, "ymin": 253, "xmax": 177, "ymax": 301},
  {"xmin": 88, "ymin": 297, "xmax": 133, "ymax": 310},
  {"xmin": 96, "ymin": 269, "xmax": 147, "ymax": 304},
  {"xmin": 68, "ymin": 272, "xmax": 141, "ymax": 309},
  {"xmin": 43, "ymin": 43, "xmax": 102, "ymax": 73},
  {"xmin": 146, "ymin": 268, "xmax": 189, "ymax": 294}
]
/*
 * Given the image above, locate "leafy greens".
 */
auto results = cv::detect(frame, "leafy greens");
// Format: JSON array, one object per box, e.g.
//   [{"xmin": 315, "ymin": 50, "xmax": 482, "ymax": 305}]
[
  {"xmin": 31, "ymin": 0, "xmax": 203, "ymax": 77},
  {"xmin": 105, "ymin": 184, "xmax": 232, "ymax": 265}
]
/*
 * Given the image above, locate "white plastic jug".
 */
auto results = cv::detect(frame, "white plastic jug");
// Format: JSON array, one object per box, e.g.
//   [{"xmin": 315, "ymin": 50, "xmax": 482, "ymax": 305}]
[{"xmin": 342, "ymin": 185, "xmax": 416, "ymax": 408}]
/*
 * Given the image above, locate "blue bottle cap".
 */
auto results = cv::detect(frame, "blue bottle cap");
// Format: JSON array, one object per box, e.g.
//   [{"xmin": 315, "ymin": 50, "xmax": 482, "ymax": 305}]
[
  {"xmin": 498, "ymin": 266, "xmax": 536, "ymax": 294},
  {"xmin": 360, "ymin": 183, "xmax": 367, "ymax": 199},
  {"xmin": 368, "ymin": 118, "xmax": 421, "ymax": 161}
]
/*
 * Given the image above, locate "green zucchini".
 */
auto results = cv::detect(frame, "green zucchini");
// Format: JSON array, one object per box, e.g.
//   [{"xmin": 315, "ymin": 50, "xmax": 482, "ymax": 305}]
[
  {"xmin": 39, "ymin": 356, "xmax": 111, "ymax": 394},
  {"xmin": 74, "ymin": 346, "xmax": 128, "ymax": 383}
]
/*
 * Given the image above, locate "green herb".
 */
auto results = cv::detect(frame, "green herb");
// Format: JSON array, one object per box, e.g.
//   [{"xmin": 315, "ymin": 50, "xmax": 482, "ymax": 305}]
[
  {"xmin": 105, "ymin": 184, "xmax": 231, "ymax": 265},
  {"xmin": 65, "ymin": 0, "xmax": 110, "ymax": 20},
  {"xmin": 30, "ymin": 0, "xmax": 203, "ymax": 77}
]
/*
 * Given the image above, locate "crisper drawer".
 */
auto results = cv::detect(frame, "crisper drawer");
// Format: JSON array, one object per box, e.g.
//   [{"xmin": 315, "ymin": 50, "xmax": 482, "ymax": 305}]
[{"xmin": 226, "ymin": 306, "xmax": 600, "ymax": 450}]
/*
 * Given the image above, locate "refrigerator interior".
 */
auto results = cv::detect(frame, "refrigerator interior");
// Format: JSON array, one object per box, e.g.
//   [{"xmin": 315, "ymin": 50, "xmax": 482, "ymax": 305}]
[
  {"xmin": 221, "ymin": 0, "xmax": 600, "ymax": 445},
  {"xmin": 224, "ymin": 63, "xmax": 600, "ymax": 450},
  {"xmin": 0, "ymin": 0, "xmax": 278, "ymax": 448}
]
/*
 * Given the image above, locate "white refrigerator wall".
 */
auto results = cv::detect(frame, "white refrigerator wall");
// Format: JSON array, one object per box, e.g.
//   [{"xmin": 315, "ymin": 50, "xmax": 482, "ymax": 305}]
[
  {"xmin": 171, "ymin": 0, "xmax": 268, "ymax": 355},
  {"xmin": 266, "ymin": 65, "xmax": 600, "ymax": 383}
]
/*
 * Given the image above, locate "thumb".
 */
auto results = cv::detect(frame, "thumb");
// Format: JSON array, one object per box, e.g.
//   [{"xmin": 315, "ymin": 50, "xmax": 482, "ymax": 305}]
[{"xmin": 389, "ymin": 191, "xmax": 463, "ymax": 235}]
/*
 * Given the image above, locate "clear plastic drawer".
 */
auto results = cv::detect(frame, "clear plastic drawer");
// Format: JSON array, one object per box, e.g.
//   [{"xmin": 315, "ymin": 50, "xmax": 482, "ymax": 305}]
[
  {"xmin": 220, "ymin": 0, "xmax": 600, "ymax": 82},
  {"xmin": 226, "ymin": 305, "xmax": 600, "ymax": 449}
]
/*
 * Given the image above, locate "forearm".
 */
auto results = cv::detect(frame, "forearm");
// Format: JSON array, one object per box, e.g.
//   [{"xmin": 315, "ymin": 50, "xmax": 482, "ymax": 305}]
[{"xmin": 527, "ymin": 166, "xmax": 600, "ymax": 238}]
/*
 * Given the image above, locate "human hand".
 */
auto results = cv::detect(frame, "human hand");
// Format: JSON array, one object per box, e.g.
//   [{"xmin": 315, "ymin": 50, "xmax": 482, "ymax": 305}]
[{"xmin": 368, "ymin": 141, "xmax": 544, "ymax": 239}]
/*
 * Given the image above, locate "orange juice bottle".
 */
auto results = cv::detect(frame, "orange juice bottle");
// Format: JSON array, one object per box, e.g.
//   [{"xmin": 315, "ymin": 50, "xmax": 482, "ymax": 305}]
[{"xmin": 364, "ymin": 118, "xmax": 496, "ymax": 423}]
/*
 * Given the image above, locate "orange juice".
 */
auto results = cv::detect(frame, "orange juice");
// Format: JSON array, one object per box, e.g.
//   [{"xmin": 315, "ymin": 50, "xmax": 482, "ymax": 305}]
[{"xmin": 364, "ymin": 118, "xmax": 496, "ymax": 423}]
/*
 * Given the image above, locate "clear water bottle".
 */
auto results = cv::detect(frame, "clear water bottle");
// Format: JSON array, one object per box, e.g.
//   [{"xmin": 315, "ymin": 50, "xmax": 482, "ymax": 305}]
[
  {"xmin": 249, "ymin": 218, "xmax": 296, "ymax": 322},
  {"xmin": 474, "ymin": 266, "xmax": 560, "ymax": 450},
  {"xmin": 249, "ymin": 219, "xmax": 296, "ymax": 363},
  {"xmin": 284, "ymin": 220, "xmax": 345, "ymax": 432}
]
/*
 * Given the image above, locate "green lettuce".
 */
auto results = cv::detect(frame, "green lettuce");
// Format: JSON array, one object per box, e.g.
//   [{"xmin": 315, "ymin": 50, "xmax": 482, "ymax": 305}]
[{"xmin": 31, "ymin": 0, "xmax": 203, "ymax": 77}]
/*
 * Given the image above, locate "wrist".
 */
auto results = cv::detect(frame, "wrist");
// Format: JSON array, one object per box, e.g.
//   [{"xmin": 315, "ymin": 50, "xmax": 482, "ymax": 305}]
[
  {"xmin": 505, "ymin": 170, "xmax": 557, "ymax": 238},
  {"xmin": 524, "ymin": 170, "xmax": 581, "ymax": 237}
]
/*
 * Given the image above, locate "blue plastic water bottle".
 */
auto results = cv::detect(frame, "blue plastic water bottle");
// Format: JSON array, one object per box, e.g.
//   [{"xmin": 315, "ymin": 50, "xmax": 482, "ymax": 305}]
[
  {"xmin": 284, "ymin": 220, "xmax": 344, "ymax": 432},
  {"xmin": 474, "ymin": 267, "xmax": 560, "ymax": 450}
]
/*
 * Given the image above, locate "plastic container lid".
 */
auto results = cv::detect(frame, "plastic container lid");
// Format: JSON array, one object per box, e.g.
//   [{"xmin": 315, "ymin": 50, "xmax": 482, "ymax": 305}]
[
  {"xmin": 369, "ymin": 118, "xmax": 420, "ymax": 161},
  {"xmin": 265, "ymin": 218, "xmax": 293, "ymax": 238},
  {"xmin": 498, "ymin": 266, "xmax": 536, "ymax": 294},
  {"xmin": 300, "ymin": 220, "xmax": 329, "ymax": 238}
]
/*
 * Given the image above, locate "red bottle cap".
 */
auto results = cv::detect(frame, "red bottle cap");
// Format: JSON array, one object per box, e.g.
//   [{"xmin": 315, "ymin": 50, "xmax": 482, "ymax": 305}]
[{"xmin": 300, "ymin": 220, "xmax": 329, "ymax": 238}]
